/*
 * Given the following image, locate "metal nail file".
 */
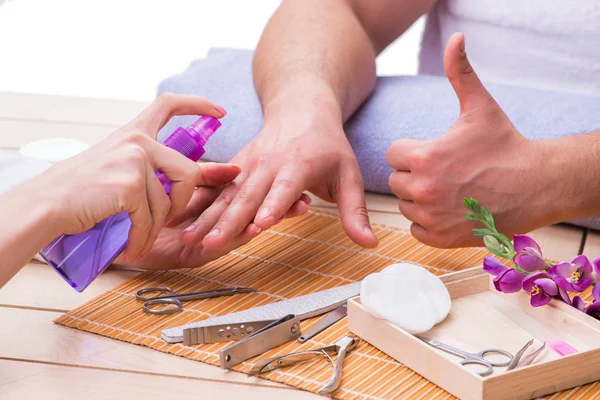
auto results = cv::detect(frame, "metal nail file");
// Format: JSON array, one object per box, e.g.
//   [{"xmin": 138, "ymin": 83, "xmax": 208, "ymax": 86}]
[
  {"xmin": 298, "ymin": 303, "xmax": 348, "ymax": 343},
  {"xmin": 161, "ymin": 282, "xmax": 360, "ymax": 344}
]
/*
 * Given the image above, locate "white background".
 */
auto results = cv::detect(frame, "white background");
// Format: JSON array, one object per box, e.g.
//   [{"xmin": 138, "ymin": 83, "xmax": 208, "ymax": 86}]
[{"xmin": 0, "ymin": 0, "xmax": 424, "ymax": 102}]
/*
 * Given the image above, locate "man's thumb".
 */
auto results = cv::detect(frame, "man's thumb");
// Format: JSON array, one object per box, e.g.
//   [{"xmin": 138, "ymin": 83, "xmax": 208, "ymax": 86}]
[{"xmin": 444, "ymin": 32, "xmax": 493, "ymax": 113}]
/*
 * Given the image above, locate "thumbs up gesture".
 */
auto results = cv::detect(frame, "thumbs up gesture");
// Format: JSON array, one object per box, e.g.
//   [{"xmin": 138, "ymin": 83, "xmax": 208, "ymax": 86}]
[{"xmin": 386, "ymin": 32, "xmax": 552, "ymax": 248}]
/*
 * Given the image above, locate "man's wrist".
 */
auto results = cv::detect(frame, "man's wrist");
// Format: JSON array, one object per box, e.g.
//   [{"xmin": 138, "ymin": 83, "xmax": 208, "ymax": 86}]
[{"xmin": 538, "ymin": 133, "xmax": 600, "ymax": 222}]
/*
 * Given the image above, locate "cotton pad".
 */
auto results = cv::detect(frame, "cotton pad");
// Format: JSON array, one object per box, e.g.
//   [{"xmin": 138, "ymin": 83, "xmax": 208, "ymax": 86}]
[
  {"xmin": 360, "ymin": 263, "xmax": 451, "ymax": 334},
  {"xmin": 19, "ymin": 138, "xmax": 90, "ymax": 163},
  {"xmin": 0, "ymin": 151, "xmax": 52, "ymax": 196}
]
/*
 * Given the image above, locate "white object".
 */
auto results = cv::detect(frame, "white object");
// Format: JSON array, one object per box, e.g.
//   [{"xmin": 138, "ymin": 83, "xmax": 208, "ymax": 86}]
[
  {"xmin": 19, "ymin": 138, "xmax": 90, "ymax": 163},
  {"xmin": 420, "ymin": 0, "xmax": 600, "ymax": 96},
  {"xmin": 0, "ymin": 151, "xmax": 52, "ymax": 196},
  {"xmin": 360, "ymin": 263, "xmax": 451, "ymax": 334}
]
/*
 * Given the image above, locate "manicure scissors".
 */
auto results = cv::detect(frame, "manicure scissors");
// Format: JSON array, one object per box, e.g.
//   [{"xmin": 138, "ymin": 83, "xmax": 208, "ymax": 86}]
[
  {"xmin": 419, "ymin": 337, "xmax": 514, "ymax": 377},
  {"xmin": 248, "ymin": 334, "xmax": 360, "ymax": 395},
  {"xmin": 135, "ymin": 286, "xmax": 258, "ymax": 315}
]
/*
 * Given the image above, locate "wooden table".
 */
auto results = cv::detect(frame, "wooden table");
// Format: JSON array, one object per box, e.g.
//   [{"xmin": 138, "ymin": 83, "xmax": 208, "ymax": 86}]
[{"xmin": 0, "ymin": 92, "xmax": 593, "ymax": 399}]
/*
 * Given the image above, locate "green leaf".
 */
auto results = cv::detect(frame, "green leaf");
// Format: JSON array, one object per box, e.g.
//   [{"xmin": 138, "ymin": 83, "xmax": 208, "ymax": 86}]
[
  {"xmin": 465, "ymin": 213, "xmax": 481, "ymax": 222},
  {"xmin": 472, "ymin": 228, "xmax": 494, "ymax": 238},
  {"xmin": 482, "ymin": 208, "xmax": 496, "ymax": 229}
]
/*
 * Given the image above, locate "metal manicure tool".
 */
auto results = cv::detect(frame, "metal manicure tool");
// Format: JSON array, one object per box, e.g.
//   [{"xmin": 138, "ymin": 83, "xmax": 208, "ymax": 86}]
[
  {"xmin": 506, "ymin": 339, "xmax": 546, "ymax": 371},
  {"xmin": 135, "ymin": 286, "xmax": 258, "ymax": 315},
  {"xmin": 419, "ymin": 337, "xmax": 514, "ymax": 377},
  {"xmin": 248, "ymin": 334, "xmax": 361, "ymax": 395},
  {"xmin": 159, "ymin": 282, "xmax": 361, "ymax": 369}
]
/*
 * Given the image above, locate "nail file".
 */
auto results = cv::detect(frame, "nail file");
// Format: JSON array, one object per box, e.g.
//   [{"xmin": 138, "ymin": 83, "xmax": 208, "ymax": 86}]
[
  {"xmin": 161, "ymin": 282, "xmax": 361, "ymax": 343},
  {"xmin": 298, "ymin": 303, "xmax": 348, "ymax": 343}
]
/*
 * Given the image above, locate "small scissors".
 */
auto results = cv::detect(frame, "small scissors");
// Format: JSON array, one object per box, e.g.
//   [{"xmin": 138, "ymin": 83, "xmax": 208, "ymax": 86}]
[
  {"xmin": 135, "ymin": 286, "xmax": 258, "ymax": 315},
  {"xmin": 420, "ymin": 337, "xmax": 514, "ymax": 377}
]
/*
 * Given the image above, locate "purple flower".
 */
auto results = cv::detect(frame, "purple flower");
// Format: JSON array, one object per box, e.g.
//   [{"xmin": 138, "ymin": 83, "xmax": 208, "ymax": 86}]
[
  {"xmin": 512, "ymin": 234, "xmax": 549, "ymax": 272},
  {"xmin": 522, "ymin": 272, "xmax": 558, "ymax": 307},
  {"xmin": 586, "ymin": 301, "xmax": 600, "ymax": 319},
  {"xmin": 493, "ymin": 269, "xmax": 525, "ymax": 293},
  {"xmin": 549, "ymin": 255, "xmax": 593, "ymax": 292},
  {"xmin": 483, "ymin": 257, "xmax": 508, "ymax": 276},
  {"xmin": 593, "ymin": 258, "xmax": 600, "ymax": 284},
  {"xmin": 571, "ymin": 296, "xmax": 585, "ymax": 311}
]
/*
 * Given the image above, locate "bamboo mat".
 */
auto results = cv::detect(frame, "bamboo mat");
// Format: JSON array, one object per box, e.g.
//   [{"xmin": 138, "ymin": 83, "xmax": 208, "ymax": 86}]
[{"xmin": 54, "ymin": 209, "xmax": 595, "ymax": 399}]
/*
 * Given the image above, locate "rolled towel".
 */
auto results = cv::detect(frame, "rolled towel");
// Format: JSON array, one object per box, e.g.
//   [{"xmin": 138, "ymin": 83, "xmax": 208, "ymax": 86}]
[{"xmin": 157, "ymin": 48, "xmax": 600, "ymax": 230}]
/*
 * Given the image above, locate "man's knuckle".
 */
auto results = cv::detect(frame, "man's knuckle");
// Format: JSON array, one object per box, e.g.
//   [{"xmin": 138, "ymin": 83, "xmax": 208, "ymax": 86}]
[
  {"xmin": 273, "ymin": 177, "xmax": 295, "ymax": 190},
  {"xmin": 215, "ymin": 192, "xmax": 234, "ymax": 206},
  {"xmin": 351, "ymin": 206, "xmax": 369, "ymax": 219},
  {"xmin": 407, "ymin": 149, "xmax": 432, "ymax": 169},
  {"xmin": 233, "ymin": 190, "xmax": 253, "ymax": 205}
]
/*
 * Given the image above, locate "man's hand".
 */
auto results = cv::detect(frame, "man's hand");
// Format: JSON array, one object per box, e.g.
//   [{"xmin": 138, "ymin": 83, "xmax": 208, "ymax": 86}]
[
  {"xmin": 174, "ymin": 105, "xmax": 379, "ymax": 252},
  {"xmin": 386, "ymin": 33, "xmax": 557, "ymax": 248}
]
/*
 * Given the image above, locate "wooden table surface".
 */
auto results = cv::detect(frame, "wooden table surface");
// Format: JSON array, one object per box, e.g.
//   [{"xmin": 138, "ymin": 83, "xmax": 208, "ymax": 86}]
[{"xmin": 0, "ymin": 91, "xmax": 594, "ymax": 399}]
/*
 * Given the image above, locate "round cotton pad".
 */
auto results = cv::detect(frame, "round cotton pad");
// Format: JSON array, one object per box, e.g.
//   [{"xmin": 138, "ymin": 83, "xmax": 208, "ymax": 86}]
[
  {"xmin": 360, "ymin": 263, "xmax": 451, "ymax": 334},
  {"xmin": 19, "ymin": 138, "xmax": 90, "ymax": 163}
]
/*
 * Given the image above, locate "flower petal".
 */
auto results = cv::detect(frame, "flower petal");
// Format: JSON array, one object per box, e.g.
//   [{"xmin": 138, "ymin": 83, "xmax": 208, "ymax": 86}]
[
  {"xmin": 553, "ymin": 275, "xmax": 575, "ymax": 292},
  {"xmin": 483, "ymin": 257, "xmax": 508, "ymax": 276},
  {"xmin": 571, "ymin": 255, "xmax": 592, "ymax": 271},
  {"xmin": 586, "ymin": 301, "xmax": 600, "ymax": 319},
  {"xmin": 572, "ymin": 296, "xmax": 585, "ymax": 311},
  {"xmin": 571, "ymin": 275, "xmax": 593, "ymax": 292},
  {"xmin": 513, "ymin": 234, "xmax": 542, "ymax": 254},
  {"xmin": 535, "ymin": 278, "xmax": 559, "ymax": 296},
  {"xmin": 593, "ymin": 284, "xmax": 600, "ymax": 302},
  {"xmin": 531, "ymin": 291, "xmax": 552, "ymax": 307},
  {"xmin": 593, "ymin": 258, "xmax": 600, "ymax": 279},
  {"xmin": 498, "ymin": 269, "xmax": 525, "ymax": 293},
  {"xmin": 523, "ymin": 272, "xmax": 549, "ymax": 291},
  {"xmin": 513, "ymin": 252, "xmax": 548, "ymax": 272},
  {"xmin": 549, "ymin": 262, "xmax": 577, "ymax": 279},
  {"xmin": 558, "ymin": 287, "xmax": 571, "ymax": 304}
]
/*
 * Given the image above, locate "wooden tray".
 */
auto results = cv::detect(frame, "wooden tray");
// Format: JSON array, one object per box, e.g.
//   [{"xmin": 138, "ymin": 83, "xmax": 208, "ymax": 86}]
[{"xmin": 347, "ymin": 268, "xmax": 600, "ymax": 400}]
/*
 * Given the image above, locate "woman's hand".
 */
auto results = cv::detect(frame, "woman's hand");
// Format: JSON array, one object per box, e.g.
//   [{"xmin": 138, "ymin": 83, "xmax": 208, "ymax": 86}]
[{"xmin": 39, "ymin": 93, "xmax": 241, "ymax": 262}]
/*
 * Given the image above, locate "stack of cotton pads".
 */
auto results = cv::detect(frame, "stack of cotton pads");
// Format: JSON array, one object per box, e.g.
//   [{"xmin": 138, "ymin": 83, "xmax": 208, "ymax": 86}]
[
  {"xmin": 360, "ymin": 263, "xmax": 451, "ymax": 334},
  {"xmin": 0, "ymin": 138, "xmax": 90, "ymax": 196}
]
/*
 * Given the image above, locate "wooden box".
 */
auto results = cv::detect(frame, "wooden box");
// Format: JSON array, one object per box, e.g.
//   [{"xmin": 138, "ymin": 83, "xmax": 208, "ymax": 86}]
[{"xmin": 347, "ymin": 268, "xmax": 600, "ymax": 400}]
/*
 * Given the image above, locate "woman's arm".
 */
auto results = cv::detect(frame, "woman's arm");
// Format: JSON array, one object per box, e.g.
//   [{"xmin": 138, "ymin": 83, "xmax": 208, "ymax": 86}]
[
  {"xmin": 0, "ymin": 93, "xmax": 241, "ymax": 289},
  {"xmin": 0, "ymin": 181, "xmax": 65, "ymax": 287}
]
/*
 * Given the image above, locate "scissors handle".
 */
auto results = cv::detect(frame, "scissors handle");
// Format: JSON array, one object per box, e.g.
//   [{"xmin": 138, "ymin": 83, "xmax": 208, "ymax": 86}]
[
  {"xmin": 135, "ymin": 286, "xmax": 175, "ymax": 302},
  {"xmin": 475, "ymin": 349, "xmax": 514, "ymax": 367},
  {"xmin": 459, "ymin": 359, "xmax": 494, "ymax": 377},
  {"xmin": 143, "ymin": 298, "xmax": 183, "ymax": 315}
]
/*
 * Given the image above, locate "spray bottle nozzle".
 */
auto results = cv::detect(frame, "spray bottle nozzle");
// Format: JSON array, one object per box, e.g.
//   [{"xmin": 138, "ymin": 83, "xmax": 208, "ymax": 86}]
[{"xmin": 187, "ymin": 116, "xmax": 222, "ymax": 145}]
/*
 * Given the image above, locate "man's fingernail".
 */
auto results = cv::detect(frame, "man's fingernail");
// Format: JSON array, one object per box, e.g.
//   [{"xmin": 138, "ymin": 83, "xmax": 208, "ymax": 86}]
[
  {"xmin": 364, "ymin": 225, "xmax": 376, "ymax": 237},
  {"xmin": 252, "ymin": 226, "xmax": 262, "ymax": 235},
  {"xmin": 183, "ymin": 224, "xmax": 197, "ymax": 233},
  {"xmin": 206, "ymin": 228, "xmax": 220, "ymax": 237},
  {"xmin": 213, "ymin": 104, "xmax": 227, "ymax": 117},
  {"xmin": 256, "ymin": 208, "xmax": 271, "ymax": 221}
]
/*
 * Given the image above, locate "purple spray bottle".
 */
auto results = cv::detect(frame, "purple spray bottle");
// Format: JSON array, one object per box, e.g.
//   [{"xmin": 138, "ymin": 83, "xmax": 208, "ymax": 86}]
[{"xmin": 40, "ymin": 116, "xmax": 221, "ymax": 292}]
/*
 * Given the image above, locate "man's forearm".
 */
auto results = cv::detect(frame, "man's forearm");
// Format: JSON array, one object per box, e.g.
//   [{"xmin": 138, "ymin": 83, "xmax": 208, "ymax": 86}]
[
  {"xmin": 253, "ymin": 0, "xmax": 377, "ymax": 123},
  {"xmin": 540, "ymin": 131, "xmax": 600, "ymax": 223}
]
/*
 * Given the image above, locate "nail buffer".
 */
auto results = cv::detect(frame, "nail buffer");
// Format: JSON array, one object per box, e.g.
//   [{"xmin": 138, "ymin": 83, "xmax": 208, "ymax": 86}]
[{"xmin": 161, "ymin": 282, "xmax": 361, "ymax": 343}]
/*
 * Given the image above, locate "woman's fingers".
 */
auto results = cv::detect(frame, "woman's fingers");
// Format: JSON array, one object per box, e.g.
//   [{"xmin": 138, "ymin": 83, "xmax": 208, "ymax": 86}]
[
  {"xmin": 143, "ymin": 140, "xmax": 240, "ymax": 220},
  {"xmin": 139, "ymin": 165, "xmax": 172, "ymax": 258},
  {"xmin": 124, "ymin": 166, "xmax": 153, "ymax": 262},
  {"xmin": 132, "ymin": 93, "xmax": 227, "ymax": 137}
]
